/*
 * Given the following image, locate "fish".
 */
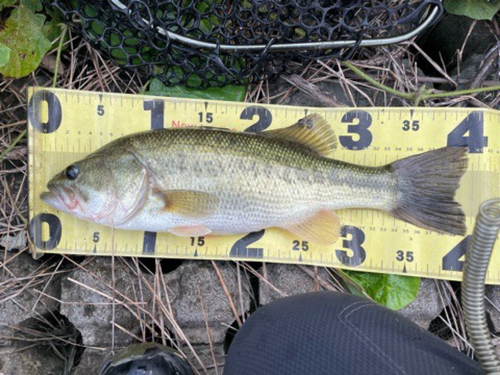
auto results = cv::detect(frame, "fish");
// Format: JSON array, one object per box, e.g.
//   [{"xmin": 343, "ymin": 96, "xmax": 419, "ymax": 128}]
[{"xmin": 40, "ymin": 114, "xmax": 468, "ymax": 245}]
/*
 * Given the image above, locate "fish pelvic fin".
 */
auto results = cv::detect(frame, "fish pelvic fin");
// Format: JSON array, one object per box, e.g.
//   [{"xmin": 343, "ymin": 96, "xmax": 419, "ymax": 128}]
[
  {"xmin": 169, "ymin": 225, "xmax": 212, "ymax": 237},
  {"xmin": 284, "ymin": 210, "xmax": 341, "ymax": 245},
  {"xmin": 390, "ymin": 147, "xmax": 468, "ymax": 236},
  {"xmin": 267, "ymin": 114, "xmax": 337, "ymax": 157},
  {"xmin": 155, "ymin": 189, "xmax": 219, "ymax": 218}
]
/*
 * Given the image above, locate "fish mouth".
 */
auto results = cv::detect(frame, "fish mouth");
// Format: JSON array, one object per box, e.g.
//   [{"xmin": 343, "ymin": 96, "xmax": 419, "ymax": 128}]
[
  {"xmin": 41, "ymin": 182, "xmax": 60, "ymax": 206},
  {"xmin": 40, "ymin": 191, "xmax": 56, "ymax": 205},
  {"xmin": 41, "ymin": 182, "xmax": 78, "ymax": 211}
]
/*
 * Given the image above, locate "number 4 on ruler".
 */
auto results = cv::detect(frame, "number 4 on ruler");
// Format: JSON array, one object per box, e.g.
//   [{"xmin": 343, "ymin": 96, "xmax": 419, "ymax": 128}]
[{"xmin": 447, "ymin": 111, "xmax": 488, "ymax": 153}]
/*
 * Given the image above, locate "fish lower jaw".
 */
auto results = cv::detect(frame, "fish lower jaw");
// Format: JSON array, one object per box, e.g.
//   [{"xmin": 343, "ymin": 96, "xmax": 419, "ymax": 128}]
[{"xmin": 41, "ymin": 191, "xmax": 67, "ymax": 212}]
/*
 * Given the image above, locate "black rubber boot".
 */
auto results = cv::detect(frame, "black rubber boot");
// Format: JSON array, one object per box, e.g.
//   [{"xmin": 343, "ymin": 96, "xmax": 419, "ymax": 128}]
[{"xmin": 99, "ymin": 342, "xmax": 194, "ymax": 375}]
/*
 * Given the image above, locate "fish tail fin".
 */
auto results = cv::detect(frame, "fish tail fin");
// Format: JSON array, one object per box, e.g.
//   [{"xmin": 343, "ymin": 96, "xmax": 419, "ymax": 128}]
[{"xmin": 390, "ymin": 147, "xmax": 468, "ymax": 235}]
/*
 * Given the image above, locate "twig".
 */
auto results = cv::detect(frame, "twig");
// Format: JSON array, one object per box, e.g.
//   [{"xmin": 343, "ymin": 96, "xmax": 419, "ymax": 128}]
[
  {"xmin": 0, "ymin": 130, "xmax": 26, "ymax": 162},
  {"xmin": 211, "ymin": 261, "xmax": 242, "ymax": 327},
  {"xmin": 342, "ymin": 61, "xmax": 413, "ymax": 100},
  {"xmin": 469, "ymin": 43, "xmax": 500, "ymax": 89},
  {"xmin": 282, "ymin": 74, "xmax": 347, "ymax": 107},
  {"xmin": 52, "ymin": 24, "xmax": 68, "ymax": 88},
  {"xmin": 342, "ymin": 61, "xmax": 500, "ymax": 106},
  {"xmin": 198, "ymin": 286, "xmax": 219, "ymax": 375}
]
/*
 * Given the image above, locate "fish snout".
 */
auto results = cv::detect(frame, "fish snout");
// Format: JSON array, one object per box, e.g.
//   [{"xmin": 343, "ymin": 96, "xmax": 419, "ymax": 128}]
[
  {"xmin": 41, "ymin": 181, "xmax": 76, "ymax": 210},
  {"xmin": 40, "ymin": 191, "xmax": 54, "ymax": 203},
  {"xmin": 41, "ymin": 181, "xmax": 61, "ymax": 205}
]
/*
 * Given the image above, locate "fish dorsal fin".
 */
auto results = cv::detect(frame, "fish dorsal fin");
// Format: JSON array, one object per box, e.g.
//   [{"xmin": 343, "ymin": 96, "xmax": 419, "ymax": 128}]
[
  {"xmin": 267, "ymin": 114, "xmax": 337, "ymax": 157},
  {"xmin": 284, "ymin": 210, "xmax": 341, "ymax": 245},
  {"xmin": 155, "ymin": 190, "xmax": 219, "ymax": 218}
]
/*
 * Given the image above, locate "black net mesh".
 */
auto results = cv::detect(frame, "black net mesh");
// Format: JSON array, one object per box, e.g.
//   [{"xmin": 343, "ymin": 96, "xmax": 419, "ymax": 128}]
[{"xmin": 47, "ymin": 0, "xmax": 443, "ymax": 87}]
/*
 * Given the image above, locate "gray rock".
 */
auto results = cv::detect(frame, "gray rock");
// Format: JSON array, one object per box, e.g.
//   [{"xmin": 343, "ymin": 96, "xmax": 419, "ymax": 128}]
[
  {"xmin": 0, "ymin": 344, "xmax": 65, "ymax": 375},
  {"xmin": 419, "ymin": 15, "xmax": 496, "ymax": 67},
  {"xmin": 398, "ymin": 278, "xmax": 446, "ymax": 330},
  {"xmin": 485, "ymin": 285, "xmax": 500, "ymax": 333},
  {"xmin": 0, "ymin": 252, "xmax": 60, "ymax": 327},
  {"xmin": 259, "ymin": 264, "xmax": 330, "ymax": 305},
  {"xmin": 0, "ymin": 327, "xmax": 14, "ymax": 348},
  {"xmin": 74, "ymin": 348, "xmax": 109, "ymax": 375},
  {"xmin": 453, "ymin": 54, "xmax": 486, "ymax": 84},
  {"xmin": 183, "ymin": 343, "xmax": 225, "ymax": 375},
  {"xmin": 449, "ymin": 53, "xmax": 498, "ymax": 90},
  {"xmin": 164, "ymin": 261, "xmax": 251, "ymax": 345},
  {"xmin": 60, "ymin": 257, "xmax": 151, "ymax": 346}
]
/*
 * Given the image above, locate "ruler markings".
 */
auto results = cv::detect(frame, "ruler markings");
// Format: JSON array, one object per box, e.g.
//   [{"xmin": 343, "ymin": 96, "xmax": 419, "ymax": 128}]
[{"xmin": 27, "ymin": 87, "xmax": 500, "ymax": 283}]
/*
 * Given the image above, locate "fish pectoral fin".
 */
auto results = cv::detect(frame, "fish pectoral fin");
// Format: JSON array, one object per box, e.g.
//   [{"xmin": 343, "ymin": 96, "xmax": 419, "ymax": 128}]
[
  {"xmin": 284, "ymin": 211, "xmax": 341, "ymax": 245},
  {"xmin": 155, "ymin": 190, "xmax": 219, "ymax": 218},
  {"xmin": 169, "ymin": 225, "xmax": 212, "ymax": 237},
  {"xmin": 266, "ymin": 114, "xmax": 337, "ymax": 158}
]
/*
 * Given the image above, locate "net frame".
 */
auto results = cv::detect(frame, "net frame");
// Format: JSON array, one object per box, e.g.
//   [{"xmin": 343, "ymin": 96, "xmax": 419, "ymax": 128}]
[{"xmin": 47, "ymin": 0, "xmax": 444, "ymax": 87}]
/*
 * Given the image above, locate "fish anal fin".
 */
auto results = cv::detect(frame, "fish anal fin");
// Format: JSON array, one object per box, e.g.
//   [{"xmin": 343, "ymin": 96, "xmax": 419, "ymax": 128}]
[
  {"xmin": 267, "ymin": 114, "xmax": 337, "ymax": 157},
  {"xmin": 169, "ymin": 225, "xmax": 212, "ymax": 237},
  {"xmin": 284, "ymin": 211, "xmax": 341, "ymax": 245},
  {"xmin": 155, "ymin": 190, "xmax": 219, "ymax": 218}
]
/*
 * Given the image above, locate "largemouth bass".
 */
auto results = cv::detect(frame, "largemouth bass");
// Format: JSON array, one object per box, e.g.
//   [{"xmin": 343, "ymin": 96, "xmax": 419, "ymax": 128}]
[{"xmin": 41, "ymin": 114, "xmax": 468, "ymax": 245}]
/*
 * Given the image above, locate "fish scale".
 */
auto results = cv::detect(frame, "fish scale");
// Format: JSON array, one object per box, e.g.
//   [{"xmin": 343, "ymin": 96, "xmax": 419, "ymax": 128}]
[{"xmin": 45, "ymin": 125, "xmax": 402, "ymax": 238}]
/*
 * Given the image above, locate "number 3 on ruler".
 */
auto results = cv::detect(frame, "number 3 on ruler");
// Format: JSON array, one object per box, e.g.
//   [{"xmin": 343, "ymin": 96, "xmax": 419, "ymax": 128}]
[
  {"xmin": 339, "ymin": 110, "xmax": 373, "ymax": 150},
  {"xmin": 336, "ymin": 226, "xmax": 367, "ymax": 267}
]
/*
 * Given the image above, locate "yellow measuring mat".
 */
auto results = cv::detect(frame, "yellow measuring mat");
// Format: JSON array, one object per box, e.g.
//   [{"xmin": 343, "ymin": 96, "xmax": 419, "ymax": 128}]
[{"xmin": 27, "ymin": 87, "xmax": 500, "ymax": 283}]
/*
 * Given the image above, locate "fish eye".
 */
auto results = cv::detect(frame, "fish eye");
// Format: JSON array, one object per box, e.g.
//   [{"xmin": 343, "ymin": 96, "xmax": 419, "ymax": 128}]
[{"xmin": 65, "ymin": 164, "xmax": 80, "ymax": 180}]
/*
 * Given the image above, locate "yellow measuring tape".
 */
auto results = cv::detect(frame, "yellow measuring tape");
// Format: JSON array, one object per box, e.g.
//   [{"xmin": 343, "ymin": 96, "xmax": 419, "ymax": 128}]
[{"xmin": 27, "ymin": 87, "xmax": 500, "ymax": 283}]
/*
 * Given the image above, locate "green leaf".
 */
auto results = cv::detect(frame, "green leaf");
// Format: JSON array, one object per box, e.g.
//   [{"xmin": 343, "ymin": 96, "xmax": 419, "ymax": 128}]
[
  {"xmin": 43, "ymin": 18, "xmax": 68, "ymax": 51},
  {"xmin": 0, "ymin": 43, "xmax": 11, "ymax": 68},
  {"xmin": 43, "ymin": 18, "xmax": 61, "ymax": 45},
  {"xmin": 0, "ymin": 5, "xmax": 52, "ymax": 78},
  {"xmin": 0, "ymin": 0, "xmax": 17, "ymax": 11},
  {"xmin": 344, "ymin": 271, "xmax": 420, "ymax": 310},
  {"xmin": 20, "ymin": 0, "xmax": 42, "ymax": 12},
  {"xmin": 445, "ymin": 0, "xmax": 500, "ymax": 20},
  {"xmin": 145, "ymin": 78, "xmax": 247, "ymax": 102}
]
